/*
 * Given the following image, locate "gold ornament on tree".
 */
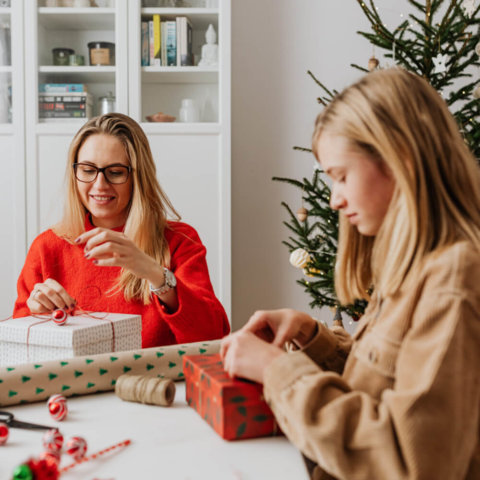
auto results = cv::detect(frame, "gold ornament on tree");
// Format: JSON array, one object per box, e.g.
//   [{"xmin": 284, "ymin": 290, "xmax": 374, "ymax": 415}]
[
  {"xmin": 289, "ymin": 248, "xmax": 311, "ymax": 269},
  {"xmin": 303, "ymin": 266, "xmax": 323, "ymax": 278},
  {"xmin": 368, "ymin": 55, "xmax": 379, "ymax": 71},
  {"xmin": 296, "ymin": 206, "xmax": 308, "ymax": 222},
  {"xmin": 474, "ymin": 86, "xmax": 480, "ymax": 100}
]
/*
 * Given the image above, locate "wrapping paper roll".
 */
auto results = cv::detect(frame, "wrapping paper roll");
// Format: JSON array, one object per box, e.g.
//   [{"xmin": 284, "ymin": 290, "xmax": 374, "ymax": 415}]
[{"xmin": 0, "ymin": 340, "xmax": 220, "ymax": 407}]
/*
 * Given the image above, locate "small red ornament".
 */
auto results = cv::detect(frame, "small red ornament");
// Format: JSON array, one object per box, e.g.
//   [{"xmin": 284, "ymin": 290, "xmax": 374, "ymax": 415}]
[
  {"xmin": 47, "ymin": 394, "xmax": 68, "ymax": 421},
  {"xmin": 42, "ymin": 429, "xmax": 63, "ymax": 453},
  {"xmin": 39, "ymin": 450, "xmax": 61, "ymax": 465},
  {"xmin": 0, "ymin": 422, "xmax": 9, "ymax": 445},
  {"xmin": 65, "ymin": 436, "xmax": 87, "ymax": 461},
  {"xmin": 52, "ymin": 309, "xmax": 67, "ymax": 326}
]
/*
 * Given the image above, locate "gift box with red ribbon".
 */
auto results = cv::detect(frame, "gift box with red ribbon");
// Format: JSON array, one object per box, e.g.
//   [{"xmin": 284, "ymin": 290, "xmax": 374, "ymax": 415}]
[
  {"xmin": 0, "ymin": 313, "xmax": 141, "ymax": 366},
  {"xmin": 183, "ymin": 353, "xmax": 281, "ymax": 441}
]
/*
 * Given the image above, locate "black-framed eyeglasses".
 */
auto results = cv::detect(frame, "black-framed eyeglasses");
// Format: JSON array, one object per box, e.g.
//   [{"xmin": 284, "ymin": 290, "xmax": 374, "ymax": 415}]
[{"xmin": 73, "ymin": 163, "xmax": 132, "ymax": 185}]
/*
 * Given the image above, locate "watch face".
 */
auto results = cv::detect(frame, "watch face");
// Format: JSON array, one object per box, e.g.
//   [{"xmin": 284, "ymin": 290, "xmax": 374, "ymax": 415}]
[{"xmin": 166, "ymin": 269, "xmax": 177, "ymax": 288}]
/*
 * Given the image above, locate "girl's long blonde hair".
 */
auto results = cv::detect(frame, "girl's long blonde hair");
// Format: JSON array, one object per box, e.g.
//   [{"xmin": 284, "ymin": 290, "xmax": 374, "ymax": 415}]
[
  {"xmin": 312, "ymin": 68, "xmax": 480, "ymax": 305},
  {"xmin": 54, "ymin": 113, "xmax": 180, "ymax": 304}
]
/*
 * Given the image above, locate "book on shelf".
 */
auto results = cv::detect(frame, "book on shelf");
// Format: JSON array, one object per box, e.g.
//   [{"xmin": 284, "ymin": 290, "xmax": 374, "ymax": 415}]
[
  {"xmin": 141, "ymin": 21, "xmax": 149, "ymax": 66},
  {"xmin": 39, "ymin": 83, "xmax": 87, "ymax": 93},
  {"xmin": 39, "ymin": 111, "xmax": 90, "ymax": 119},
  {"xmin": 165, "ymin": 20, "xmax": 177, "ymax": 67},
  {"xmin": 153, "ymin": 14, "xmax": 161, "ymax": 66},
  {"xmin": 176, "ymin": 16, "xmax": 193, "ymax": 66},
  {"xmin": 38, "ymin": 92, "xmax": 92, "ymax": 102},
  {"xmin": 148, "ymin": 20, "xmax": 155, "ymax": 66},
  {"xmin": 39, "ymin": 117, "xmax": 91, "ymax": 124}
]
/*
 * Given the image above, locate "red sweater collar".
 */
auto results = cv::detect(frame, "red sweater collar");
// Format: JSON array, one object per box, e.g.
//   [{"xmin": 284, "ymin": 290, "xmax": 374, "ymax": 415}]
[{"xmin": 85, "ymin": 214, "xmax": 125, "ymax": 233}]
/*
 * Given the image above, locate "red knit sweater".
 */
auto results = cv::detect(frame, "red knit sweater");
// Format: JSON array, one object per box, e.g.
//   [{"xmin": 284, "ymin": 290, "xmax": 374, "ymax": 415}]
[{"xmin": 13, "ymin": 219, "xmax": 230, "ymax": 348}]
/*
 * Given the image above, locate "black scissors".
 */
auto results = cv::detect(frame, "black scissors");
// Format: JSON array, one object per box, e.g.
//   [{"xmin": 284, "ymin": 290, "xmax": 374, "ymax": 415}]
[{"xmin": 0, "ymin": 411, "xmax": 57, "ymax": 432}]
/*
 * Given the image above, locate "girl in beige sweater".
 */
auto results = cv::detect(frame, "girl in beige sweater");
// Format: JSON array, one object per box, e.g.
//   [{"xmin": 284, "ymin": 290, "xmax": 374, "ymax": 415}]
[{"xmin": 222, "ymin": 68, "xmax": 480, "ymax": 479}]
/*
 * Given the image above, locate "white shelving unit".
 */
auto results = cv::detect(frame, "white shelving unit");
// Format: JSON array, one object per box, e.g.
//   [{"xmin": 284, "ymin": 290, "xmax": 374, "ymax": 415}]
[
  {"xmin": 2, "ymin": 0, "xmax": 231, "ymax": 320},
  {"xmin": 0, "ymin": 2, "xmax": 25, "ymax": 315}
]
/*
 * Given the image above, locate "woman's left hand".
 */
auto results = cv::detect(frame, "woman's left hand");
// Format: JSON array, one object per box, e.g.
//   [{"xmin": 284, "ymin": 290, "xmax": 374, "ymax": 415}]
[
  {"xmin": 75, "ymin": 227, "xmax": 160, "ymax": 280},
  {"xmin": 221, "ymin": 330, "xmax": 284, "ymax": 384}
]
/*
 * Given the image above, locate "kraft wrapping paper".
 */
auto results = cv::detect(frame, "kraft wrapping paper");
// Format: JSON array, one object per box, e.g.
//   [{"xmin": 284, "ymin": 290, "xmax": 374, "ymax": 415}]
[{"xmin": 0, "ymin": 340, "xmax": 220, "ymax": 407}]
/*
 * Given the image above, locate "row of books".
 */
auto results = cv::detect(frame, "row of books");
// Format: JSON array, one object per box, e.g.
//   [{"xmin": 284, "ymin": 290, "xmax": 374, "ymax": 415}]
[
  {"xmin": 141, "ymin": 15, "xmax": 193, "ymax": 67},
  {"xmin": 39, "ymin": 91, "xmax": 92, "ymax": 120}
]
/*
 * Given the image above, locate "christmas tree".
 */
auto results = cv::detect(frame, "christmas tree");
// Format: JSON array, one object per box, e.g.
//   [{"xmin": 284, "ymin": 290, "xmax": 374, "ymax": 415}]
[{"xmin": 274, "ymin": 0, "xmax": 480, "ymax": 323}]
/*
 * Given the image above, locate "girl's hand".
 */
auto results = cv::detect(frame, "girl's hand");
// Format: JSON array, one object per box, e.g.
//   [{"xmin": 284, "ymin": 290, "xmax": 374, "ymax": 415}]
[
  {"xmin": 221, "ymin": 330, "xmax": 284, "ymax": 383},
  {"xmin": 27, "ymin": 278, "xmax": 76, "ymax": 314},
  {"xmin": 240, "ymin": 308, "xmax": 318, "ymax": 348},
  {"xmin": 75, "ymin": 228, "xmax": 161, "ymax": 281}
]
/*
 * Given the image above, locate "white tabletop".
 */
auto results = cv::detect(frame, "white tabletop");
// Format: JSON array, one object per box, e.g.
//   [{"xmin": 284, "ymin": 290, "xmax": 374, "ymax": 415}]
[{"xmin": 1, "ymin": 382, "xmax": 308, "ymax": 480}]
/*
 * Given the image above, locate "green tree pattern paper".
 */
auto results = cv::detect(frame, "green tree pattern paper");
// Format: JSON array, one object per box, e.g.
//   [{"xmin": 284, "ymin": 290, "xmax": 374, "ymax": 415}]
[{"xmin": 0, "ymin": 340, "xmax": 220, "ymax": 407}]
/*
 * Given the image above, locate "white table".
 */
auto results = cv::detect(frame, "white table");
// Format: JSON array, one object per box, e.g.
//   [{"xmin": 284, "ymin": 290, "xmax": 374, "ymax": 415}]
[{"xmin": 1, "ymin": 382, "xmax": 308, "ymax": 479}]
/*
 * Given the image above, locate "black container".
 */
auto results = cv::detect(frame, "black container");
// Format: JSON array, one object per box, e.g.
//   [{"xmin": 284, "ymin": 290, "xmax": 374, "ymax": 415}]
[
  {"xmin": 52, "ymin": 48, "xmax": 75, "ymax": 66},
  {"xmin": 87, "ymin": 41, "xmax": 115, "ymax": 66}
]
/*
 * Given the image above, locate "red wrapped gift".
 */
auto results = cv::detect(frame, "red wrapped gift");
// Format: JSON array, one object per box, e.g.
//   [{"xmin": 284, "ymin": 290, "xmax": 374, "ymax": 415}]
[{"xmin": 183, "ymin": 353, "xmax": 281, "ymax": 441}]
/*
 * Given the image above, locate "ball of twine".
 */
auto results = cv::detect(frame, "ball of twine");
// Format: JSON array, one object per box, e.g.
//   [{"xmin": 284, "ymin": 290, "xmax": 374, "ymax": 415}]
[{"xmin": 115, "ymin": 374, "xmax": 176, "ymax": 407}]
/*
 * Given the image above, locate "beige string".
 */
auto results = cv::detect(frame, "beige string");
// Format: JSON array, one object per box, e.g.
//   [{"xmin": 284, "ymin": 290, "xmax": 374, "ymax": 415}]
[{"xmin": 115, "ymin": 374, "xmax": 176, "ymax": 407}]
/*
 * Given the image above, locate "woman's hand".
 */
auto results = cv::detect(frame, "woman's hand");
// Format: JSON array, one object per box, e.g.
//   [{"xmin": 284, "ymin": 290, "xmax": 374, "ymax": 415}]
[
  {"xmin": 240, "ymin": 308, "xmax": 318, "ymax": 348},
  {"xmin": 27, "ymin": 278, "xmax": 76, "ymax": 314},
  {"xmin": 221, "ymin": 330, "xmax": 284, "ymax": 383},
  {"xmin": 75, "ymin": 228, "xmax": 162, "ymax": 283}
]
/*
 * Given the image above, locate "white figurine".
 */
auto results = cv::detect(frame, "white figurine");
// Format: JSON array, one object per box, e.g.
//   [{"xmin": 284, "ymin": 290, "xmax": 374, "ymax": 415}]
[{"xmin": 198, "ymin": 24, "xmax": 218, "ymax": 67}]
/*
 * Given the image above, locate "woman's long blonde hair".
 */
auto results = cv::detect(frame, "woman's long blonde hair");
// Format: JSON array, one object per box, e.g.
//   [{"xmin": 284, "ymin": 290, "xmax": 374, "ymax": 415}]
[
  {"xmin": 312, "ymin": 68, "xmax": 480, "ymax": 305},
  {"xmin": 54, "ymin": 113, "xmax": 181, "ymax": 304}
]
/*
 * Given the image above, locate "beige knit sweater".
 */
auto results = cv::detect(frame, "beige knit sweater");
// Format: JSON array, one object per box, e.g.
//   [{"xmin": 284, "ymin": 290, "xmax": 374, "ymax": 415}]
[{"xmin": 264, "ymin": 241, "xmax": 480, "ymax": 480}]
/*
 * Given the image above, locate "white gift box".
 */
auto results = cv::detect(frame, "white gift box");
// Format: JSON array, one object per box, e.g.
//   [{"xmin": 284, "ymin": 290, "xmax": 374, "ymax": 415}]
[{"xmin": 0, "ymin": 313, "xmax": 142, "ymax": 366}]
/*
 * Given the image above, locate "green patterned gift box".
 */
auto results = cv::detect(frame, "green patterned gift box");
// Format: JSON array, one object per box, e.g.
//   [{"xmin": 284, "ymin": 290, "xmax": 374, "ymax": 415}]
[{"xmin": 0, "ymin": 340, "xmax": 220, "ymax": 407}]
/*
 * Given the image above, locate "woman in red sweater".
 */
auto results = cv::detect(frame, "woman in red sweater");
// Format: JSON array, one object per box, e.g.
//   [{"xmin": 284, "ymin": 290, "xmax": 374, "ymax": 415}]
[{"xmin": 14, "ymin": 113, "xmax": 229, "ymax": 347}]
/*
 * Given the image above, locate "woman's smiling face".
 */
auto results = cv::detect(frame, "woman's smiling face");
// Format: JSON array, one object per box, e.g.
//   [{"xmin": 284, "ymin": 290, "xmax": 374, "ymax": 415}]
[{"xmin": 75, "ymin": 134, "xmax": 133, "ymax": 229}]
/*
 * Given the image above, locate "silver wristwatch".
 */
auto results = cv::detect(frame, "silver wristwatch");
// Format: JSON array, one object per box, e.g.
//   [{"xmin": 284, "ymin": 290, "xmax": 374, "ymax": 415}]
[{"xmin": 149, "ymin": 267, "xmax": 177, "ymax": 296}]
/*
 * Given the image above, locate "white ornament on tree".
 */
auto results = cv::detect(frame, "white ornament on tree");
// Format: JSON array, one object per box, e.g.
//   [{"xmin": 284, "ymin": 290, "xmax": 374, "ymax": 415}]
[
  {"xmin": 289, "ymin": 248, "xmax": 311, "ymax": 269},
  {"xmin": 432, "ymin": 53, "xmax": 449, "ymax": 74},
  {"xmin": 473, "ymin": 85, "xmax": 480, "ymax": 99},
  {"xmin": 462, "ymin": 0, "xmax": 476, "ymax": 17},
  {"xmin": 198, "ymin": 24, "xmax": 218, "ymax": 67},
  {"xmin": 476, "ymin": 42, "xmax": 480, "ymax": 56}
]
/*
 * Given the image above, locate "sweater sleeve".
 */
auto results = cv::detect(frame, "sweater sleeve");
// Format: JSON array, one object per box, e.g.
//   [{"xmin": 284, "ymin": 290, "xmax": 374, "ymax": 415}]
[
  {"xmin": 263, "ymin": 290, "xmax": 480, "ymax": 479},
  {"xmin": 301, "ymin": 324, "xmax": 353, "ymax": 374},
  {"xmin": 155, "ymin": 223, "xmax": 230, "ymax": 343},
  {"xmin": 13, "ymin": 234, "xmax": 49, "ymax": 318}
]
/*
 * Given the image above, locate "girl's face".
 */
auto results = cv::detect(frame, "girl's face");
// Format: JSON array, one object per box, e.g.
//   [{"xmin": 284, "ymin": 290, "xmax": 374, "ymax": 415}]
[
  {"xmin": 317, "ymin": 133, "xmax": 395, "ymax": 236},
  {"xmin": 75, "ymin": 134, "xmax": 133, "ymax": 229}
]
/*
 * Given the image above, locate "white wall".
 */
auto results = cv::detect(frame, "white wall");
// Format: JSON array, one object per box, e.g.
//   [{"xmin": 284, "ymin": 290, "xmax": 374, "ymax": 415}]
[{"xmin": 231, "ymin": 0, "xmax": 384, "ymax": 331}]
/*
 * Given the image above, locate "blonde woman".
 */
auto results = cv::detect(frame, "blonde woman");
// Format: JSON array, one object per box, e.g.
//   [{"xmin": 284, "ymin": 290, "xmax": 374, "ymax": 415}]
[
  {"xmin": 14, "ymin": 113, "xmax": 229, "ymax": 347},
  {"xmin": 221, "ymin": 69, "xmax": 480, "ymax": 479}
]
